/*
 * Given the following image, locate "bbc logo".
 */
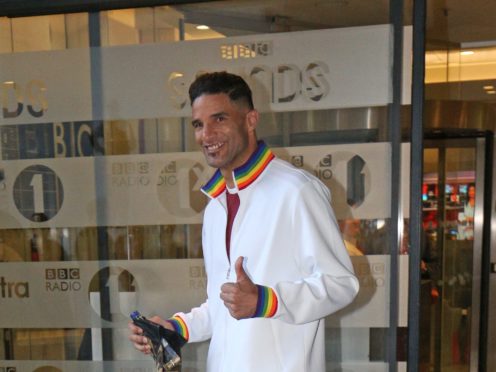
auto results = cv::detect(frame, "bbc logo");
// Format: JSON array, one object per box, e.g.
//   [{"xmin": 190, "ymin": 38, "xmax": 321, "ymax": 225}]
[
  {"xmin": 0, "ymin": 367, "xmax": 17, "ymax": 372},
  {"xmin": 220, "ymin": 41, "xmax": 272, "ymax": 60},
  {"xmin": 45, "ymin": 268, "xmax": 80, "ymax": 280}
]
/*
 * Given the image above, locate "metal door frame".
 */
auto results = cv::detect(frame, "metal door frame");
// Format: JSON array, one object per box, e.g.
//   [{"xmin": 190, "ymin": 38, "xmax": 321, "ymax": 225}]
[
  {"xmin": 487, "ymin": 133, "xmax": 496, "ymax": 371},
  {"xmin": 470, "ymin": 137, "xmax": 486, "ymax": 371}
]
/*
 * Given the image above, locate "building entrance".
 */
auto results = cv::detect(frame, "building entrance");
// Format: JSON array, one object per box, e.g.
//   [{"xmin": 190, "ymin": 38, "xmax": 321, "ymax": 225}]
[{"xmin": 420, "ymin": 131, "xmax": 493, "ymax": 372}]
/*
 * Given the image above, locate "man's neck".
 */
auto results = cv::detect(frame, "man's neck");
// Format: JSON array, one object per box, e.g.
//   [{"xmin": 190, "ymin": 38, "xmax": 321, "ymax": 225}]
[
  {"xmin": 222, "ymin": 170, "xmax": 235, "ymax": 189},
  {"xmin": 220, "ymin": 138, "xmax": 259, "ymax": 189}
]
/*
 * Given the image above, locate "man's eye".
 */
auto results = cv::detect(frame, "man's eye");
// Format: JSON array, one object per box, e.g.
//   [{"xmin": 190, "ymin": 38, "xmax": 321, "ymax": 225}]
[
  {"xmin": 216, "ymin": 116, "xmax": 226, "ymax": 122},
  {"xmin": 192, "ymin": 122, "xmax": 202, "ymax": 129}
]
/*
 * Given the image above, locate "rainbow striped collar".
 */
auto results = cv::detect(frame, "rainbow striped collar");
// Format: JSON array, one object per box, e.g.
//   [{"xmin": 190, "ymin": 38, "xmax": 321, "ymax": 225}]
[{"xmin": 201, "ymin": 141, "xmax": 275, "ymax": 199}]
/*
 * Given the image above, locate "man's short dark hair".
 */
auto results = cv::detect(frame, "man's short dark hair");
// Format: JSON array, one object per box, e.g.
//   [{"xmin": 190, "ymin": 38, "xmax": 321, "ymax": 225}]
[{"xmin": 189, "ymin": 71, "xmax": 254, "ymax": 109}]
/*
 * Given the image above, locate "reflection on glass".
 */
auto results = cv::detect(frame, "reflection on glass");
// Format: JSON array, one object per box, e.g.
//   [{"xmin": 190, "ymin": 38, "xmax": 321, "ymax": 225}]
[
  {"xmin": 338, "ymin": 219, "xmax": 389, "ymax": 256},
  {"xmin": 0, "ymin": 14, "xmax": 89, "ymax": 53},
  {"xmin": 421, "ymin": 146, "xmax": 476, "ymax": 372},
  {"xmin": 10, "ymin": 329, "xmax": 85, "ymax": 360}
]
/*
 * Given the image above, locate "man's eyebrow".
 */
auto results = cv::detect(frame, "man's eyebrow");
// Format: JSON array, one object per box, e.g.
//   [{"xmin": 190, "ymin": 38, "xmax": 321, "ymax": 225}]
[
  {"xmin": 211, "ymin": 111, "xmax": 229, "ymax": 118},
  {"xmin": 191, "ymin": 111, "xmax": 230, "ymax": 126}
]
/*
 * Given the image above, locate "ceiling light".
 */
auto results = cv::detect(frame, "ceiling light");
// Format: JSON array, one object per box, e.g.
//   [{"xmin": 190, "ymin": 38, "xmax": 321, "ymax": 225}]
[
  {"xmin": 487, "ymin": 90, "xmax": 496, "ymax": 95},
  {"xmin": 460, "ymin": 50, "xmax": 474, "ymax": 55},
  {"xmin": 196, "ymin": 25, "xmax": 210, "ymax": 30},
  {"xmin": 483, "ymin": 85, "xmax": 494, "ymax": 90}
]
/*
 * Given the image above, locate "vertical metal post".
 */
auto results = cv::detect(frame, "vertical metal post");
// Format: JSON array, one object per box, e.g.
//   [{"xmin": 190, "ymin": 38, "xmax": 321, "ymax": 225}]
[
  {"xmin": 434, "ymin": 145, "xmax": 446, "ymax": 372},
  {"xmin": 178, "ymin": 17, "xmax": 190, "ymax": 258},
  {"xmin": 486, "ymin": 132, "xmax": 496, "ymax": 371},
  {"xmin": 179, "ymin": 17, "xmax": 187, "ymax": 152},
  {"xmin": 468, "ymin": 137, "xmax": 485, "ymax": 372},
  {"xmin": 478, "ymin": 132, "xmax": 493, "ymax": 371},
  {"xmin": 387, "ymin": 0, "xmax": 404, "ymax": 370},
  {"xmin": 408, "ymin": 0, "xmax": 427, "ymax": 371},
  {"xmin": 89, "ymin": 10, "xmax": 114, "ymax": 361}
]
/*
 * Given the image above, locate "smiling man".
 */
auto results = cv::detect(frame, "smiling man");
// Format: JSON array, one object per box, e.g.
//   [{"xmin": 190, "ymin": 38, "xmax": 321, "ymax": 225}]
[
  {"xmin": 191, "ymin": 86, "xmax": 258, "ymax": 187},
  {"xmin": 129, "ymin": 71, "xmax": 359, "ymax": 372}
]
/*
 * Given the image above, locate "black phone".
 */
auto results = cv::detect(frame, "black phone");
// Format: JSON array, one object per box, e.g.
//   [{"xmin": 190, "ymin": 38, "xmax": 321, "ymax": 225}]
[{"xmin": 130, "ymin": 311, "xmax": 187, "ymax": 371}]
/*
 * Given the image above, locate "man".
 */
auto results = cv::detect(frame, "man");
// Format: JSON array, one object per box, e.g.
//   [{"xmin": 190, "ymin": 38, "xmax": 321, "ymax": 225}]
[{"xmin": 129, "ymin": 71, "xmax": 359, "ymax": 371}]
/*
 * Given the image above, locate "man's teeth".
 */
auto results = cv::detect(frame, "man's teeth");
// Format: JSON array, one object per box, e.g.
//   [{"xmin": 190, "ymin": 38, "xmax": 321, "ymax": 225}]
[{"xmin": 206, "ymin": 143, "xmax": 222, "ymax": 151}]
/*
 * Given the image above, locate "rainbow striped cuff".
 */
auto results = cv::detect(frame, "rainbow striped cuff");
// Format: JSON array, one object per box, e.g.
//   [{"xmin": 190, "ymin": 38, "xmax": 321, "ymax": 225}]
[
  {"xmin": 252, "ymin": 285, "xmax": 278, "ymax": 318},
  {"xmin": 168, "ymin": 315, "xmax": 189, "ymax": 341}
]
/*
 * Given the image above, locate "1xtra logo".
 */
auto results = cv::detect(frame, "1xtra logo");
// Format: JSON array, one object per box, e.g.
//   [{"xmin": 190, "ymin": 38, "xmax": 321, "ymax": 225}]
[
  {"xmin": 88, "ymin": 266, "xmax": 138, "ymax": 323},
  {"xmin": 156, "ymin": 159, "xmax": 208, "ymax": 217},
  {"xmin": 45, "ymin": 268, "xmax": 81, "ymax": 292},
  {"xmin": 0, "ymin": 277, "xmax": 29, "ymax": 298}
]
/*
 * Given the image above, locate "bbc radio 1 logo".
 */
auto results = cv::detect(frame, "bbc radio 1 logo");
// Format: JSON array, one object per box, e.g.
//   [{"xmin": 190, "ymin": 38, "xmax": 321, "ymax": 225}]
[
  {"xmin": 88, "ymin": 266, "xmax": 138, "ymax": 323},
  {"xmin": 156, "ymin": 159, "xmax": 208, "ymax": 217},
  {"xmin": 290, "ymin": 153, "xmax": 333, "ymax": 179},
  {"xmin": 112, "ymin": 161, "xmax": 150, "ymax": 187},
  {"xmin": 45, "ymin": 268, "xmax": 81, "ymax": 292},
  {"xmin": 314, "ymin": 152, "xmax": 370, "ymax": 209},
  {"xmin": 291, "ymin": 151, "xmax": 370, "ymax": 209},
  {"xmin": 13, "ymin": 165, "xmax": 64, "ymax": 223}
]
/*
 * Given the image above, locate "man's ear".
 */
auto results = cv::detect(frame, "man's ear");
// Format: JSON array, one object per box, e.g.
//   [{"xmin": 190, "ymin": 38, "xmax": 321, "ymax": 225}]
[{"xmin": 246, "ymin": 109, "xmax": 259, "ymax": 132}]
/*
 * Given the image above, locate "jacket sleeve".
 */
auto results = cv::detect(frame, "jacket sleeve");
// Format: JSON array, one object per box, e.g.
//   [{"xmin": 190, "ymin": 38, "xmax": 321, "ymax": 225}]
[
  {"xmin": 171, "ymin": 299, "xmax": 211, "ymax": 343},
  {"xmin": 171, "ymin": 207, "xmax": 216, "ymax": 344},
  {"xmin": 272, "ymin": 180, "xmax": 359, "ymax": 324}
]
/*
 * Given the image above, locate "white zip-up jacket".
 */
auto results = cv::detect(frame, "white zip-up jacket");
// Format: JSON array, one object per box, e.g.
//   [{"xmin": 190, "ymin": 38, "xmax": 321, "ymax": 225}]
[{"xmin": 170, "ymin": 142, "xmax": 359, "ymax": 372}]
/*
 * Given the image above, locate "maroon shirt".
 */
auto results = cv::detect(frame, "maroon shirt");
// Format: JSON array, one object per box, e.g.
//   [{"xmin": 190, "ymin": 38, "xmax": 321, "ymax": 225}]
[{"xmin": 225, "ymin": 192, "xmax": 240, "ymax": 261}]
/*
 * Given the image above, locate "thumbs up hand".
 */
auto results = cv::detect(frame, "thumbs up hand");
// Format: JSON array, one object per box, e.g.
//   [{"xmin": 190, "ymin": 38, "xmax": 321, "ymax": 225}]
[{"xmin": 220, "ymin": 256, "xmax": 258, "ymax": 319}]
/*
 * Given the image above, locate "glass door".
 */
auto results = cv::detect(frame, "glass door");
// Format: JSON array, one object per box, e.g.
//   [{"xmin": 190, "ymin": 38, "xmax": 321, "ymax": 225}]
[{"xmin": 420, "ymin": 133, "xmax": 490, "ymax": 372}]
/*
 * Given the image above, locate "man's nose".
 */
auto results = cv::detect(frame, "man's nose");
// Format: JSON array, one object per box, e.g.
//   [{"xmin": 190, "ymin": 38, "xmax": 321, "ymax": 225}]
[{"xmin": 202, "ymin": 122, "xmax": 216, "ymax": 139}]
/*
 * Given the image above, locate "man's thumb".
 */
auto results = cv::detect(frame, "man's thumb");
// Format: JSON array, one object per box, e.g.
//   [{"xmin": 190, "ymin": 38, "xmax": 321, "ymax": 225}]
[{"xmin": 235, "ymin": 256, "xmax": 249, "ymax": 282}]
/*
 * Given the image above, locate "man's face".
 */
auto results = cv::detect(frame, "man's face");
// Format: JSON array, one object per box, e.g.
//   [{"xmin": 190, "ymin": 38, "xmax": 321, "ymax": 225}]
[
  {"xmin": 192, "ymin": 93, "xmax": 257, "ymax": 172},
  {"xmin": 468, "ymin": 185, "xmax": 476, "ymax": 199}
]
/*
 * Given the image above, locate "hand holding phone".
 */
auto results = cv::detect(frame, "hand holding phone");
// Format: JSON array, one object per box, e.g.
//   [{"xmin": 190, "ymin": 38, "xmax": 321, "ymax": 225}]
[{"xmin": 130, "ymin": 311, "xmax": 186, "ymax": 371}]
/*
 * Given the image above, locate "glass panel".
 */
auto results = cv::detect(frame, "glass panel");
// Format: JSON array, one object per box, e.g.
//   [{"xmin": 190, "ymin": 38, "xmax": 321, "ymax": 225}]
[
  {"xmin": 423, "ymin": 1, "xmax": 496, "ymax": 370},
  {"xmin": 421, "ymin": 145, "xmax": 477, "ymax": 372},
  {"xmin": 0, "ymin": 1, "xmax": 396, "ymax": 371},
  {"xmin": 100, "ymin": 7, "xmax": 182, "ymax": 46},
  {"xmin": 424, "ymin": 2, "xmax": 496, "ymax": 132},
  {"xmin": 0, "ymin": 13, "xmax": 89, "ymax": 52}
]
